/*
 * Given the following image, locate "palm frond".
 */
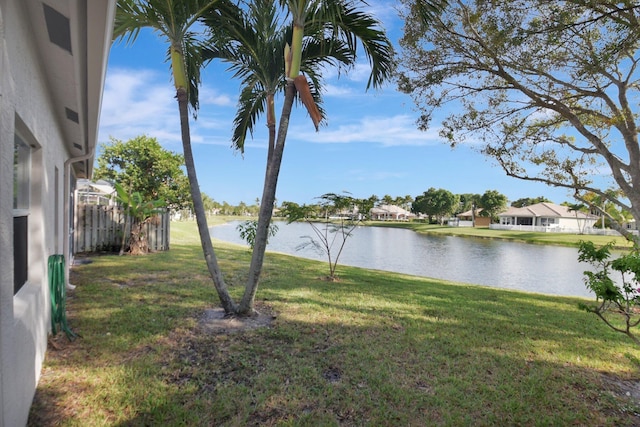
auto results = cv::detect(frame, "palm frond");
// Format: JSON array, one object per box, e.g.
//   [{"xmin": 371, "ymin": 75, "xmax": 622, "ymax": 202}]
[
  {"xmin": 183, "ymin": 35, "xmax": 205, "ymax": 114},
  {"xmin": 200, "ymin": 0, "xmax": 393, "ymax": 147},
  {"xmin": 113, "ymin": 0, "xmax": 154, "ymax": 43},
  {"xmin": 115, "ymin": 0, "xmax": 235, "ymax": 115},
  {"xmin": 325, "ymin": 1, "xmax": 395, "ymax": 90},
  {"xmin": 201, "ymin": 0, "xmax": 291, "ymax": 149},
  {"xmin": 233, "ymin": 84, "xmax": 268, "ymax": 152},
  {"xmin": 295, "ymin": 73, "xmax": 326, "ymax": 128}
]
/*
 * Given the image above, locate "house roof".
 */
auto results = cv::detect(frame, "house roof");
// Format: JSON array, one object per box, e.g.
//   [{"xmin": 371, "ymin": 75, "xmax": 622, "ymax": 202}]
[
  {"xmin": 370, "ymin": 204, "xmax": 414, "ymax": 215},
  {"xmin": 457, "ymin": 208, "xmax": 483, "ymax": 217},
  {"xmin": 24, "ymin": 0, "xmax": 116, "ymax": 177},
  {"xmin": 498, "ymin": 202, "xmax": 596, "ymax": 219},
  {"xmin": 77, "ymin": 179, "xmax": 115, "ymax": 195}
]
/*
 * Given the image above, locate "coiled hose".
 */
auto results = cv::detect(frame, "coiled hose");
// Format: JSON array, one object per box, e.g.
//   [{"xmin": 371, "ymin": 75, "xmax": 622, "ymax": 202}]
[{"xmin": 48, "ymin": 255, "xmax": 76, "ymax": 340}]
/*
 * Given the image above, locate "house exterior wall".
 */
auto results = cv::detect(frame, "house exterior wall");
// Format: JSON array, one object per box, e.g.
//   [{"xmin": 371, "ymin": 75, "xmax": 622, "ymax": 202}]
[
  {"xmin": 1, "ymin": 1, "xmax": 73, "ymax": 425},
  {"xmin": 557, "ymin": 216, "xmax": 596, "ymax": 229},
  {"xmin": 500, "ymin": 215, "xmax": 596, "ymax": 229}
]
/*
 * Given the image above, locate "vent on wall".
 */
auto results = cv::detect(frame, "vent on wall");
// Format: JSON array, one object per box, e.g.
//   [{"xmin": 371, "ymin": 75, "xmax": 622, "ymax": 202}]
[
  {"xmin": 65, "ymin": 107, "xmax": 79, "ymax": 123},
  {"xmin": 73, "ymin": 143, "xmax": 82, "ymax": 151},
  {"xmin": 43, "ymin": 3, "xmax": 72, "ymax": 54}
]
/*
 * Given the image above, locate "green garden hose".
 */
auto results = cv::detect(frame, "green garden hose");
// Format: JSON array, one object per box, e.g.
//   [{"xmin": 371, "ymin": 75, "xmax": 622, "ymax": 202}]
[{"xmin": 48, "ymin": 255, "xmax": 76, "ymax": 340}]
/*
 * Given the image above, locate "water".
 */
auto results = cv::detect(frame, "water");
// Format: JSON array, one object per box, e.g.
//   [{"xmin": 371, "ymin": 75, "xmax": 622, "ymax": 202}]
[{"xmin": 211, "ymin": 221, "xmax": 597, "ymax": 298}]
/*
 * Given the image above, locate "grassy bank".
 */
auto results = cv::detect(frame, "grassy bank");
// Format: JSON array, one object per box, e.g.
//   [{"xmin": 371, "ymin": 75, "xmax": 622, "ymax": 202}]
[
  {"xmin": 370, "ymin": 221, "xmax": 635, "ymax": 249},
  {"xmin": 30, "ymin": 222, "xmax": 640, "ymax": 426}
]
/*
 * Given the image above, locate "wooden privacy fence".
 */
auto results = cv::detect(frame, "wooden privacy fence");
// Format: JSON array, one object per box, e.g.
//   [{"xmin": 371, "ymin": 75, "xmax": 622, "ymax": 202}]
[{"xmin": 74, "ymin": 204, "xmax": 170, "ymax": 254}]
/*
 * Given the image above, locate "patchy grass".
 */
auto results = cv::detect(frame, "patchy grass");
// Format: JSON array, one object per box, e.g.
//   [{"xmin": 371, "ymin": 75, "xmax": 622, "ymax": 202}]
[
  {"xmin": 370, "ymin": 221, "xmax": 635, "ymax": 249},
  {"xmin": 30, "ymin": 221, "xmax": 640, "ymax": 426}
]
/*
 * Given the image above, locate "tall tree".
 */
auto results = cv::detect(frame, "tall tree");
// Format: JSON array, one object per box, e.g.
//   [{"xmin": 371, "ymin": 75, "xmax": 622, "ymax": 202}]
[
  {"xmin": 381, "ymin": 195, "xmax": 395, "ymax": 205},
  {"xmin": 357, "ymin": 195, "xmax": 379, "ymax": 220},
  {"xmin": 402, "ymin": 194, "xmax": 414, "ymax": 212},
  {"xmin": 114, "ymin": 0, "xmax": 239, "ymax": 313},
  {"xmin": 201, "ymin": 193, "xmax": 220, "ymax": 215},
  {"xmin": 458, "ymin": 193, "xmax": 481, "ymax": 214},
  {"xmin": 413, "ymin": 187, "xmax": 458, "ymax": 224},
  {"xmin": 203, "ymin": 0, "xmax": 394, "ymax": 314},
  {"xmin": 94, "ymin": 135, "xmax": 190, "ymax": 209},
  {"xmin": 478, "ymin": 190, "xmax": 508, "ymax": 220},
  {"xmin": 398, "ymin": 0, "xmax": 640, "ymax": 241}
]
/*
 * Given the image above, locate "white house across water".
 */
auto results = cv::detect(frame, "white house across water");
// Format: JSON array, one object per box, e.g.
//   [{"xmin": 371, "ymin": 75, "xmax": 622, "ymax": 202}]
[
  {"xmin": 369, "ymin": 204, "xmax": 415, "ymax": 221},
  {"xmin": 0, "ymin": 1, "xmax": 115, "ymax": 424},
  {"xmin": 494, "ymin": 202, "xmax": 598, "ymax": 233}
]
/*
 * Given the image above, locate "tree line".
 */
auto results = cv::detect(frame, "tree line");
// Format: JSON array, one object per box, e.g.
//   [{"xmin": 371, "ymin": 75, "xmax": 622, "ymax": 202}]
[{"xmin": 91, "ymin": 136, "xmax": 565, "ymax": 225}]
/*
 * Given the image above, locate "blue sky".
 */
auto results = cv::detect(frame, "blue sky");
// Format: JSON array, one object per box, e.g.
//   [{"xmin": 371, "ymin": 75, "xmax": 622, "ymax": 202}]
[{"xmin": 97, "ymin": 1, "xmax": 572, "ymax": 206}]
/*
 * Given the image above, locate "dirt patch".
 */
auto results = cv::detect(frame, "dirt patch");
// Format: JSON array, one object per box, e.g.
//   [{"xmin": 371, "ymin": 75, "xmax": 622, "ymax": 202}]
[
  {"xmin": 197, "ymin": 302, "xmax": 276, "ymax": 334},
  {"xmin": 602, "ymin": 373, "xmax": 640, "ymax": 404}
]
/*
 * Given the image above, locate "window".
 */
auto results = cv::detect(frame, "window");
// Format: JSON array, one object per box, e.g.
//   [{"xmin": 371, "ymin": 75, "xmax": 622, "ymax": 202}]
[
  {"xmin": 14, "ymin": 135, "xmax": 30, "ymax": 210},
  {"xmin": 540, "ymin": 217, "xmax": 556, "ymax": 226},
  {"xmin": 517, "ymin": 217, "xmax": 533, "ymax": 226},
  {"xmin": 13, "ymin": 134, "xmax": 30, "ymax": 294},
  {"xmin": 501, "ymin": 217, "xmax": 514, "ymax": 225}
]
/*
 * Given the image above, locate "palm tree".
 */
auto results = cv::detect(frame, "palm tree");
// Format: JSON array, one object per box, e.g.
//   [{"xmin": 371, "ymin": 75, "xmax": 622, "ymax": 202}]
[
  {"xmin": 567, "ymin": 203, "xmax": 588, "ymax": 234},
  {"xmin": 203, "ymin": 0, "xmax": 394, "ymax": 314},
  {"xmin": 114, "ymin": 0, "xmax": 239, "ymax": 313}
]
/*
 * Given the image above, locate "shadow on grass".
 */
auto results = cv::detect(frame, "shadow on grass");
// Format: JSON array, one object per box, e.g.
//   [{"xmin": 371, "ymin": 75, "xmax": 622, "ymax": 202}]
[{"xmin": 29, "ymin": 246, "xmax": 640, "ymax": 426}]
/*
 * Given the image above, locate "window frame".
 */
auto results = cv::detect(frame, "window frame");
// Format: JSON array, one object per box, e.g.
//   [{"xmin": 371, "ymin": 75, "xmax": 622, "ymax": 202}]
[{"xmin": 13, "ymin": 132, "xmax": 31, "ymax": 295}]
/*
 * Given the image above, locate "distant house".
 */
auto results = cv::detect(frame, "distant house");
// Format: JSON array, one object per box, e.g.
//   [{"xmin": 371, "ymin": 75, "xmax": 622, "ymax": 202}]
[
  {"xmin": 0, "ymin": 1, "xmax": 116, "ymax": 425},
  {"xmin": 456, "ymin": 208, "xmax": 492, "ymax": 227},
  {"xmin": 76, "ymin": 179, "xmax": 116, "ymax": 205},
  {"xmin": 623, "ymin": 219, "xmax": 638, "ymax": 231},
  {"xmin": 370, "ymin": 205, "xmax": 416, "ymax": 221},
  {"xmin": 497, "ymin": 202, "xmax": 598, "ymax": 230}
]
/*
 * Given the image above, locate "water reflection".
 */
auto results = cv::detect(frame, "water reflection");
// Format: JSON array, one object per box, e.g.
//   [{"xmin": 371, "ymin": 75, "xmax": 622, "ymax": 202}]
[{"xmin": 211, "ymin": 221, "xmax": 594, "ymax": 298}]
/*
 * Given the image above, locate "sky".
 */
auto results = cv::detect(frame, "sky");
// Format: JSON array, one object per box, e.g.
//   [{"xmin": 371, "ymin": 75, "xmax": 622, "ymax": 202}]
[{"xmin": 96, "ymin": 1, "xmax": 573, "ymax": 207}]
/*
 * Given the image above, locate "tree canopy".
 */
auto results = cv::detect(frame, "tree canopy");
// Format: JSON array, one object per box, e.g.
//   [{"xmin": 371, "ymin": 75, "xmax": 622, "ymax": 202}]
[
  {"xmin": 511, "ymin": 197, "xmax": 551, "ymax": 208},
  {"xmin": 412, "ymin": 187, "xmax": 458, "ymax": 224},
  {"xmin": 458, "ymin": 193, "xmax": 481, "ymax": 214},
  {"xmin": 398, "ymin": 0, "xmax": 640, "ymax": 240},
  {"xmin": 478, "ymin": 190, "xmax": 508, "ymax": 219},
  {"xmin": 94, "ymin": 135, "xmax": 191, "ymax": 209}
]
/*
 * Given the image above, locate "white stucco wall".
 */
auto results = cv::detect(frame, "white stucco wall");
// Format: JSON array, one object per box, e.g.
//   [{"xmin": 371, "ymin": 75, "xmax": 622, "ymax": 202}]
[
  {"xmin": 557, "ymin": 216, "xmax": 596, "ymax": 229},
  {"xmin": 0, "ymin": 0, "xmax": 70, "ymax": 425}
]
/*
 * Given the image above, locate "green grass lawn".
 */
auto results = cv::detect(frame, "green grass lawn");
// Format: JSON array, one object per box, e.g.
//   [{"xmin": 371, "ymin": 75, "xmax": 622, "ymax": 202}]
[{"xmin": 29, "ymin": 221, "xmax": 640, "ymax": 426}]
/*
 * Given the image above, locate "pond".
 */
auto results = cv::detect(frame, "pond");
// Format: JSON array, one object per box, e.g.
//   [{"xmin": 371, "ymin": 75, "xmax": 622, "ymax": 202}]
[{"xmin": 211, "ymin": 221, "xmax": 598, "ymax": 298}]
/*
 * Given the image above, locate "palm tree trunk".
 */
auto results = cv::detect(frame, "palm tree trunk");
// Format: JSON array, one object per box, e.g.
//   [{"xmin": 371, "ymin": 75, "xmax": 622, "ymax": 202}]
[
  {"xmin": 265, "ymin": 93, "xmax": 276, "ymax": 184},
  {"xmin": 238, "ymin": 81, "xmax": 296, "ymax": 315},
  {"xmin": 177, "ymin": 88, "xmax": 237, "ymax": 314},
  {"xmin": 119, "ymin": 212, "xmax": 130, "ymax": 256}
]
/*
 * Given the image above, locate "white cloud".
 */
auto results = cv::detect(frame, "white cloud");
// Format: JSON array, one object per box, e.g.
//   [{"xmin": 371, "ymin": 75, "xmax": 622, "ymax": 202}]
[
  {"xmin": 320, "ymin": 62, "xmax": 378, "ymax": 90},
  {"xmin": 323, "ymin": 83, "xmax": 353, "ymax": 97},
  {"xmin": 290, "ymin": 114, "xmax": 441, "ymax": 147},
  {"xmin": 199, "ymin": 84, "xmax": 235, "ymax": 107},
  {"xmin": 344, "ymin": 62, "xmax": 375, "ymax": 83},
  {"xmin": 98, "ymin": 68, "xmax": 180, "ymax": 143},
  {"xmin": 98, "ymin": 67, "xmax": 237, "ymax": 147}
]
